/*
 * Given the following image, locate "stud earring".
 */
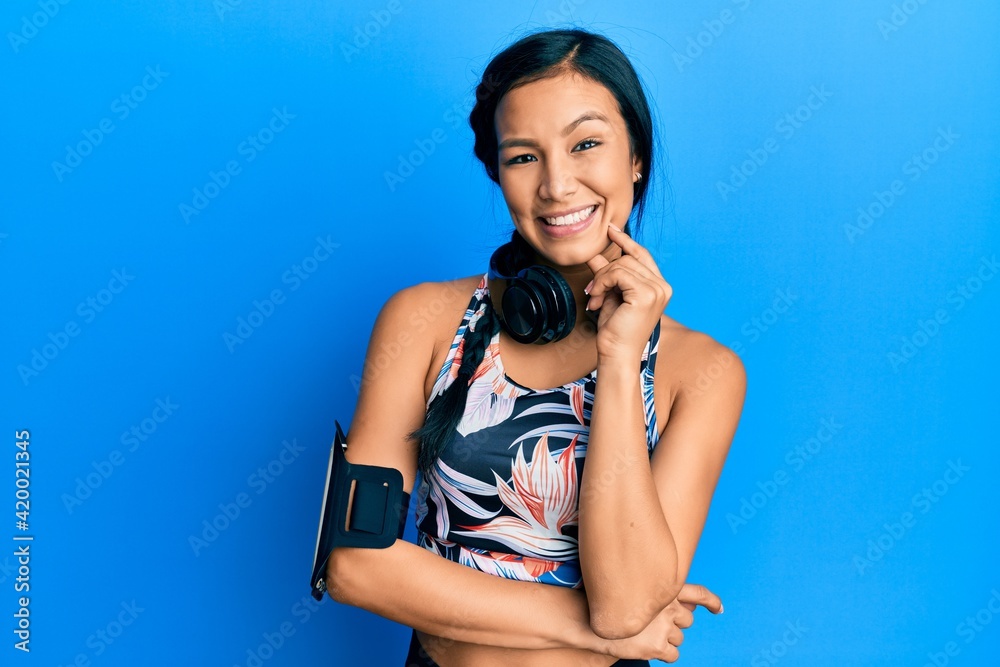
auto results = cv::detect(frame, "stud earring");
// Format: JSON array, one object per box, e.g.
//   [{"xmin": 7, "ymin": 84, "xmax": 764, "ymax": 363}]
[{"xmin": 633, "ymin": 172, "xmax": 642, "ymax": 182}]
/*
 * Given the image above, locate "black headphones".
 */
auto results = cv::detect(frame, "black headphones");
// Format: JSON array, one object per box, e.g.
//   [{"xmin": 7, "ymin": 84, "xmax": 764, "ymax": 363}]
[{"xmin": 487, "ymin": 242, "xmax": 579, "ymax": 345}]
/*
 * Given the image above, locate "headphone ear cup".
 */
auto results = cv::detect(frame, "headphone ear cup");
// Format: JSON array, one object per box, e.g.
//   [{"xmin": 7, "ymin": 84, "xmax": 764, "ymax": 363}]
[
  {"xmin": 548, "ymin": 267, "xmax": 578, "ymax": 339},
  {"xmin": 487, "ymin": 241, "xmax": 576, "ymax": 344},
  {"xmin": 500, "ymin": 278, "xmax": 546, "ymax": 344},
  {"xmin": 519, "ymin": 265, "xmax": 576, "ymax": 343}
]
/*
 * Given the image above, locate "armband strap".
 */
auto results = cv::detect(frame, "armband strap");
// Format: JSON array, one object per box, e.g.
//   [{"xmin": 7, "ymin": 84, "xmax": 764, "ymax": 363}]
[{"xmin": 310, "ymin": 420, "xmax": 410, "ymax": 601}]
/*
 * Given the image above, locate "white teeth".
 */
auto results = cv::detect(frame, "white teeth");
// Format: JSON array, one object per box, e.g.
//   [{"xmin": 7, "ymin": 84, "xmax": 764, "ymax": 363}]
[{"xmin": 543, "ymin": 205, "xmax": 595, "ymax": 226}]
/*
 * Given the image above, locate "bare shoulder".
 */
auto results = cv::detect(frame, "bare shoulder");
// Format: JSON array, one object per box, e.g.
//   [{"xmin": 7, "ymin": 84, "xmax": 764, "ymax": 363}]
[
  {"xmin": 654, "ymin": 313, "xmax": 746, "ymax": 411},
  {"xmin": 386, "ymin": 273, "xmax": 483, "ymax": 340},
  {"xmin": 376, "ymin": 273, "xmax": 485, "ymax": 401}
]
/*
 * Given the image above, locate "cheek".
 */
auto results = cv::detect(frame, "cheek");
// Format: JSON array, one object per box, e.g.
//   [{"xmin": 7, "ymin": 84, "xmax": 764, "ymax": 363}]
[
  {"xmin": 499, "ymin": 173, "xmax": 534, "ymax": 210},
  {"xmin": 585, "ymin": 154, "xmax": 631, "ymax": 190},
  {"xmin": 592, "ymin": 169, "xmax": 633, "ymax": 205}
]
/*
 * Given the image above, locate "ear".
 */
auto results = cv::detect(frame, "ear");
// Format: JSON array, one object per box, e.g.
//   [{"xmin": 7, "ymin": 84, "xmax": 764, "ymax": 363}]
[{"xmin": 631, "ymin": 155, "xmax": 644, "ymax": 181}]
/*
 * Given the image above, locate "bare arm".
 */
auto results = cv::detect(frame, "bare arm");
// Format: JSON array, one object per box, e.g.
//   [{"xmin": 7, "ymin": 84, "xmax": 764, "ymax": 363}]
[
  {"xmin": 328, "ymin": 538, "xmax": 600, "ymax": 651},
  {"xmin": 580, "ymin": 228, "xmax": 747, "ymax": 638},
  {"xmin": 648, "ymin": 333, "xmax": 746, "ymax": 588},
  {"xmin": 579, "ymin": 357, "xmax": 680, "ymax": 639},
  {"xmin": 329, "ymin": 541, "xmax": 723, "ymax": 663},
  {"xmin": 580, "ymin": 327, "xmax": 746, "ymax": 637}
]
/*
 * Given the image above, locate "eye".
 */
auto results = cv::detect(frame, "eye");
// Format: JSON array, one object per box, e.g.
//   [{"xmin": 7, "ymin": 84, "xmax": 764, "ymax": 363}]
[
  {"xmin": 504, "ymin": 153, "xmax": 536, "ymax": 166},
  {"xmin": 504, "ymin": 137, "xmax": 601, "ymax": 165}
]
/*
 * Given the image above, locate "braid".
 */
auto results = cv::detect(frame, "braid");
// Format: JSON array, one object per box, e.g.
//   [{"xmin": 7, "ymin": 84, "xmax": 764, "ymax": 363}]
[{"xmin": 410, "ymin": 299, "xmax": 502, "ymax": 472}]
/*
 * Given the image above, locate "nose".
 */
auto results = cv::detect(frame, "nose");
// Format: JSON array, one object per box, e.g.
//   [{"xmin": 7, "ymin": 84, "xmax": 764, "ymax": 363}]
[{"xmin": 538, "ymin": 154, "xmax": 577, "ymax": 201}]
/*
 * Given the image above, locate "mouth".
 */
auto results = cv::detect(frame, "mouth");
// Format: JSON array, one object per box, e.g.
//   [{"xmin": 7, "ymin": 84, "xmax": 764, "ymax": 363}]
[{"xmin": 537, "ymin": 204, "xmax": 599, "ymax": 238}]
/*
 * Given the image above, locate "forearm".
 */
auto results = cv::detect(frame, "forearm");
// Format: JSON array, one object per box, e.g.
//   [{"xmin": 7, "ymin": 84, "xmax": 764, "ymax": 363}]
[
  {"xmin": 327, "ymin": 539, "xmax": 611, "ymax": 654},
  {"xmin": 579, "ymin": 360, "xmax": 680, "ymax": 635}
]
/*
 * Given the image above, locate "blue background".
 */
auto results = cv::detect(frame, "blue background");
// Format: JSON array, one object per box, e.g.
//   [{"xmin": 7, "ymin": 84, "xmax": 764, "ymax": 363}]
[{"xmin": 2, "ymin": 1, "xmax": 998, "ymax": 665}]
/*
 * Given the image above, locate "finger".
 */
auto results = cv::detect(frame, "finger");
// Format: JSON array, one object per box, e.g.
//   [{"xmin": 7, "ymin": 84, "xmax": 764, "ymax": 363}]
[
  {"xmin": 592, "ymin": 254, "xmax": 656, "ymax": 285},
  {"xmin": 586, "ymin": 261, "xmax": 661, "ymax": 311},
  {"xmin": 675, "ymin": 608, "xmax": 695, "ymax": 629},
  {"xmin": 585, "ymin": 228, "xmax": 654, "ymax": 295},
  {"xmin": 589, "ymin": 256, "xmax": 656, "ymax": 292},
  {"xmin": 676, "ymin": 583, "xmax": 724, "ymax": 614},
  {"xmin": 608, "ymin": 224, "xmax": 663, "ymax": 277},
  {"xmin": 667, "ymin": 626, "xmax": 685, "ymax": 647},
  {"xmin": 662, "ymin": 644, "xmax": 680, "ymax": 663},
  {"xmin": 585, "ymin": 252, "xmax": 610, "ymax": 279},
  {"xmin": 680, "ymin": 602, "xmax": 696, "ymax": 612}
]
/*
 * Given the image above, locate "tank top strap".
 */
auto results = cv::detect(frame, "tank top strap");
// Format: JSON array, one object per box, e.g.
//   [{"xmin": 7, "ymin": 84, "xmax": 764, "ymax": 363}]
[
  {"xmin": 426, "ymin": 273, "xmax": 490, "ymax": 409},
  {"xmin": 640, "ymin": 318, "xmax": 662, "ymax": 452}
]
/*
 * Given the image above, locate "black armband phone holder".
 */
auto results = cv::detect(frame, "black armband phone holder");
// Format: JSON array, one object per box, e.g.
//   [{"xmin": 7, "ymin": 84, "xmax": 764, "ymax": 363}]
[{"xmin": 310, "ymin": 419, "xmax": 410, "ymax": 601}]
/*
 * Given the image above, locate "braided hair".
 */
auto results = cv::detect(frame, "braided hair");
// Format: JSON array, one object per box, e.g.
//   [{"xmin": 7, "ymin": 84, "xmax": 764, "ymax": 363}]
[{"xmin": 409, "ymin": 275, "xmax": 503, "ymax": 473}]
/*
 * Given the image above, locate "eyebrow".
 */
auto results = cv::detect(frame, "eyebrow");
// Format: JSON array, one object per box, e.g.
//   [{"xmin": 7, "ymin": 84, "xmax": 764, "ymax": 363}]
[{"xmin": 497, "ymin": 111, "xmax": 610, "ymax": 151}]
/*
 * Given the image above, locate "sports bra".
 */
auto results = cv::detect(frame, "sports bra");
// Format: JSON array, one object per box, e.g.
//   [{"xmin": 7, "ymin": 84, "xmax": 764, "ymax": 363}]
[{"xmin": 414, "ymin": 272, "xmax": 661, "ymax": 588}]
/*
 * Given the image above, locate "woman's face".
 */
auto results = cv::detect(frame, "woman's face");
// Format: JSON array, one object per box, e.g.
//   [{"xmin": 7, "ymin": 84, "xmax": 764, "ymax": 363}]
[{"xmin": 494, "ymin": 70, "xmax": 641, "ymax": 269}]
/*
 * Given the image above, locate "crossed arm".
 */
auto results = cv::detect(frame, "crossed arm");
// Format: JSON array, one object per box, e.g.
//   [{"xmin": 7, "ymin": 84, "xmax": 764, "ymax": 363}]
[{"xmin": 324, "ymin": 282, "xmax": 745, "ymax": 656}]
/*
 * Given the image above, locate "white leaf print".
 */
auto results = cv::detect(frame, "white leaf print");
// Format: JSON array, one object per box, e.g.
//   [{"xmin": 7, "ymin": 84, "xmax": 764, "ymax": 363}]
[
  {"xmin": 430, "ymin": 458, "xmax": 502, "ymax": 521},
  {"xmin": 456, "ymin": 379, "xmax": 518, "ymax": 437}
]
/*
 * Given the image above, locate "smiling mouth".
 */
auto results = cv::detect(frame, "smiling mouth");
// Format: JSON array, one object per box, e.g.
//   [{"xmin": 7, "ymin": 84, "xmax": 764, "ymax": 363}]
[{"xmin": 540, "ymin": 205, "xmax": 597, "ymax": 226}]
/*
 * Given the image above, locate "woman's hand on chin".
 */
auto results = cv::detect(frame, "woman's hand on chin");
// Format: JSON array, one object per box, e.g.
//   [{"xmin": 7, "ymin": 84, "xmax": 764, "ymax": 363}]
[{"xmin": 585, "ymin": 224, "xmax": 672, "ymax": 363}]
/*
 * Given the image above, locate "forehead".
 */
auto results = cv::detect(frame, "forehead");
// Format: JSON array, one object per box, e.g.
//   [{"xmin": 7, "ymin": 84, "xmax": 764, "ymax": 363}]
[{"xmin": 494, "ymin": 70, "xmax": 623, "ymax": 136}]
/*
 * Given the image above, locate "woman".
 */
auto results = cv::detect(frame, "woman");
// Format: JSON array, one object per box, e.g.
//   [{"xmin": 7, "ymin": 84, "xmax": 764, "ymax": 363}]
[{"xmin": 326, "ymin": 28, "xmax": 746, "ymax": 666}]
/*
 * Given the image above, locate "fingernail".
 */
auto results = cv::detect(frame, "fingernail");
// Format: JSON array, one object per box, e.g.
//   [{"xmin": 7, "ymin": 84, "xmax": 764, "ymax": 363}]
[
  {"xmin": 586, "ymin": 297, "xmax": 594, "ymax": 311},
  {"xmin": 719, "ymin": 604, "xmax": 725, "ymax": 614},
  {"xmin": 609, "ymin": 223, "xmax": 622, "ymax": 232},
  {"xmin": 584, "ymin": 279, "xmax": 594, "ymax": 294}
]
